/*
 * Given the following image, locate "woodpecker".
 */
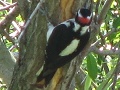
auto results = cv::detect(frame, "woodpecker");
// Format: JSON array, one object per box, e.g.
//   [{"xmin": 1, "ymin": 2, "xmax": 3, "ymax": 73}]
[{"xmin": 36, "ymin": 7, "xmax": 92, "ymax": 88}]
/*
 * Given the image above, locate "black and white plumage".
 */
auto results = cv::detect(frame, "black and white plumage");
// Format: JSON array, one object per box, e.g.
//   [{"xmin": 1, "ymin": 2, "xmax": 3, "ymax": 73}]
[{"xmin": 36, "ymin": 8, "xmax": 92, "ymax": 88}]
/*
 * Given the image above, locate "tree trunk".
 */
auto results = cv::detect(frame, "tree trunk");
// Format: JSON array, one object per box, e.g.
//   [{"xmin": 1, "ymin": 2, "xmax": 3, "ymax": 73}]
[
  {"xmin": 0, "ymin": 40, "xmax": 16, "ymax": 86},
  {"xmin": 8, "ymin": 0, "xmax": 88, "ymax": 90}
]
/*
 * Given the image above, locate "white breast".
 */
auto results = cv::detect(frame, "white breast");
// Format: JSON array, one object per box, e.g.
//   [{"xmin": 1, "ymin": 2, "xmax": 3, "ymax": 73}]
[{"xmin": 59, "ymin": 39, "xmax": 80, "ymax": 56}]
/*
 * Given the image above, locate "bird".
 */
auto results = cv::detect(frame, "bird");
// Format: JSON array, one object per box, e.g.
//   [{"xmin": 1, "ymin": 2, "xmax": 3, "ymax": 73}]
[{"xmin": 35, "ymin": 7, "xmax": 92, "ymax": 88}]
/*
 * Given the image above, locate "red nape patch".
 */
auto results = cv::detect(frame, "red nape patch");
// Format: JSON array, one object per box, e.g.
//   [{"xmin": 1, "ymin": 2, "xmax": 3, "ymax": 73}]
[{"xmin": 78, "ymin": 17, "xmax": 90, "ymax": 24}]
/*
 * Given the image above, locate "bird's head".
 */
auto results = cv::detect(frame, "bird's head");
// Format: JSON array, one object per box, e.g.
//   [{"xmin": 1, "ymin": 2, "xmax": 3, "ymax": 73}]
[{"xmin": 75, "ymin": 8, "xmax": 92, "ymax": 25}]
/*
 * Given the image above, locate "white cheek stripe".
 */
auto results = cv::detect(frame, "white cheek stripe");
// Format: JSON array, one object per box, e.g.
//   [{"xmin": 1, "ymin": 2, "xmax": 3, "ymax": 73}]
[
  {"xmin": 59, "ymin": 39, "xmax": 80, "ymax": 56},
  {"xmin": 80, "ymin": 26, "xmax": 89, "ymax": 35},
  {"xmin": 73, "ymin": 22, "xmax": 80, "ymax": 32},
  {"xmin": 78, "ymin": 10, "xmax": 82, "ymax": 17}
]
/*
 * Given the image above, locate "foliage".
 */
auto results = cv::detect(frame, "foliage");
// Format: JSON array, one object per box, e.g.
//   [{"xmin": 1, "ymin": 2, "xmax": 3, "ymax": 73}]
[
  {"xmin": 0, "ymin": 79, "xmax": 7, "ymax": 90},
  {"xmin": 80, "ymin": 1, "xmax": 120, "ymax": 90}
]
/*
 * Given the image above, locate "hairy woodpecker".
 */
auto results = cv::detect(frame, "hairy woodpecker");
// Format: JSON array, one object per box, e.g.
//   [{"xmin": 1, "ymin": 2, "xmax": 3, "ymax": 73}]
[{"xmin": 36, "ymin": 8, "xmax": 92, "ymax": 88}]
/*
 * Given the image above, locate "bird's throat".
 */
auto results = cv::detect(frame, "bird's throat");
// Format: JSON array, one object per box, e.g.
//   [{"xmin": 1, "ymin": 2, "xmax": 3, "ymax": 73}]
[{"xmin": 78, "ymin": 17, "xmax": 90, "ymax": 24}]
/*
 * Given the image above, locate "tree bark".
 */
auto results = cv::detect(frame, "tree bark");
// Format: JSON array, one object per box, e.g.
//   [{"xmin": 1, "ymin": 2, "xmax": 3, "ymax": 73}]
[
  {"xmin": 0, "ymin": 40, "xmax": 16, "ymax": 86},
  {"xmin": 8, "ymin": 0, "xmax": 89, "ymax": 90}
]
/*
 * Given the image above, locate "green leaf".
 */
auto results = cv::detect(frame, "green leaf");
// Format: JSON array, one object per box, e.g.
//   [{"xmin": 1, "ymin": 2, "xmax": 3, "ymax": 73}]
[
  {"xmin": 96, "ymin": 68, "xmax": 114, "ymax": 90},
  {"xmin": 84, "ymin": 75, "xmax": 92, "ymax": 90},
  {"xmin": 113, "ymin": 17, "xmax": 120, "ymax": 28},
  {"xmin": 97, "ymin": 55, "xmax": 103, "ymax": 66},
  {"xmin": 118, "ymin": 0, "xmax": 120, "ymax": 5},
  {"xmin": 87, "ymin": 53, "xmax": 98, "ymax": 80},
  {"xmin": 107, "ymin": 32, "xmax": 116, "ymax": 41}
]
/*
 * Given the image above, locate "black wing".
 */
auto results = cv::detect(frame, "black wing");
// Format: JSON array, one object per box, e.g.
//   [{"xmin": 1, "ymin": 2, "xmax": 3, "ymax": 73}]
[{"xmin": 46, "ymin": 23, "xmax": 74, "ymax": 63}]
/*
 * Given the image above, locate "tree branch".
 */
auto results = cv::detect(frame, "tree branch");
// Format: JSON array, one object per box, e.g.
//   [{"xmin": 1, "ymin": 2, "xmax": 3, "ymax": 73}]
[
  {"xmin": 0, "ymin": 0, "xmax": 8, "ymax": 6},
  {"xmin": 0, "ymin": 41, "xmax": 16, "ymax": 86},
  {"xmin": 91, "ymin": 28, "xmax": 117, "ymax": 47},
  {"xmin": 0, "ymin": 2, "xmax": 17, "ymax": 11},
  {"xmin": 90, "ymin": 45, "xmax": 120, "ymax": 55},
  {"xmin": 97, "ymin": 0, "xmax": 114, "ymax": 24},
  {"xmin": 18, "ymin": 0, "xmax": 45, "ymax": 41},
  {"xmin": 89, "ymin": 28, "xmax": 120, "ymax": 56},
  {"xmin": 0, "ymin": 5, "xmax": 20, "ymax": 44},
  {"xmin": 9, "ymin": 21, "xmax": 22, "ymax": 38},
  {"xmin": 111, "ymin": 57, "xmax": 120, "ymax": 90}
]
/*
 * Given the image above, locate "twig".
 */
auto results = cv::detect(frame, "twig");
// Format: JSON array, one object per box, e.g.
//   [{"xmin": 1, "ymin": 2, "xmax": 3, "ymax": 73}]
[
  {"xmin": 101, "ymin": 68, "xmax": 115, "ymax": 90},
  {"xmin": 0, "ymin": 0, "xmax": 8, "ymax": 6},
  {"xmin": 12, "ymin": 21, "xmax": 21, "ymax": 32},
  {"xmin": 111, "ymin": 56, "xmax": 120, "ymax": 90},
  {"xmin": 0, "ymin": 2, "xmax": 17, "ymax": 11},
  {"xmin": 97, "ymin": 0, "xmax": 114, "ymax": 24},
  {"xmin": 99, "ymin": 32, "xmax": 105, "ymax": 45},
  {"xmin": 94, "ymin": 0, "xmax": 100, "ymax": 23},
  {"xmin": 90, "ymin": 45, "xmax": 120, "ymax": 55},
  {"xmin": 91, "ymin": 28, "xmax": 116, "ymax": 46},
  {"xmin": 9, "ymin": 21, "xmax": 22, "ymax": 38},
  {"xmin": 95, "ymin": 0, "xmax": 100, "ymax": 15},
  {"xmin": 0, "ymin": 6, "xmax": 20, "ymax": 28},
  {"xmin": 9, "ymin": 45, "xmax": 18, "ymax": 51},
  {"xmin": 0, "ymin": 6, "xmax": 20, "ymax": 44},
  {"xmin": 1, "ymin": 30, "xmax": 15, "ymax": 44},
  {"xmin": 0, "ymin": 1, "xmax": 21, "ymax": 38}
]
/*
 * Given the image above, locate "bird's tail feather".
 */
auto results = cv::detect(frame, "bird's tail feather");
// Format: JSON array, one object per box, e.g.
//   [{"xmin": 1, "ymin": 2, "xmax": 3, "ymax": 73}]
[{"xmin": 34, "ymin": 69, "xmax": 57, "ymax": 88}]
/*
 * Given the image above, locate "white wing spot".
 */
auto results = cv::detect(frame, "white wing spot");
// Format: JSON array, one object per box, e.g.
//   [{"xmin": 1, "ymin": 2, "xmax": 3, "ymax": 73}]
[{"xmin": 59, "ymin": 39, "xmax": 80, "ymax": 56}]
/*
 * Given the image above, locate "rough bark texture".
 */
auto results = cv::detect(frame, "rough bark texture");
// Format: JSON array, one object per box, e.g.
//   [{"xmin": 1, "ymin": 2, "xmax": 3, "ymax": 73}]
[
  {"xmin": 0, "ymin": 41, "xmax": 16, "ymax": 86},
  {"xmin": 8, "ymin": 0, "xmax": 88, "ymax": 90}
]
